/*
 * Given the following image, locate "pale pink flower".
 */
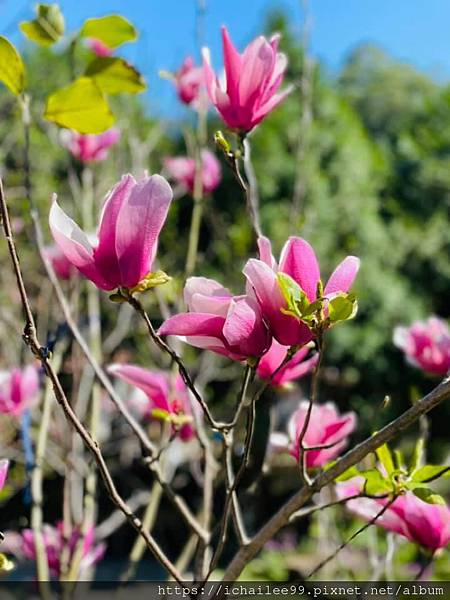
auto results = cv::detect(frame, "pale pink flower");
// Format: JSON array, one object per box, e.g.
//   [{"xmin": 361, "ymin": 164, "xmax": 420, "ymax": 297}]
[
  {"xmin": 203, "ymin": 26, "xmax": 292, "ymax": 132},
  {"xmin": 158, "ymin": 276, "xmax": 271, "ymax": 361},
  {"xmin": 257, "ymin": 339, "xmax": 318, "ymax": 387},
  {"xmin": 394, "ymin": 317, "xmax": 450, "ymax": 376},
  {"xmin": 3, "ymin": 523, "xmax": 105, "ymax": 577},
  {"xmin": 172, "ymin": 56, "xmax": 205, "ymax": 106},
  {"xmin": 60, "ymin": 128, "xmax": 120, "ymax": 163},
  {"xmin": 49, "ymin": 173, "xmax": 173, "ymax": 291},
  {"xmin": 43, "ymin": 244, "xmax": 75, "ymax": 280},
  {"xmin": 108, "ymin": 364, "xmax": 197, "ymax": 441},
  {"xmin": 337, "ymin": 478, "xmax": 450, "ymax": 550},
  {"xmin": 87, "ymin": 38, "xmax": 113, "ymax": 57},
  {"xmin": 244, "ymin": 236, "xmax": 360, "ymax": 347},
  {"xmin": 270, "ymin": 401, "xmax": 356, "ymax": 469},
  {"xmin": 0, "ymin": 365, "xmax": 40, "ymax": 417},
  {"xmin": 164, "ymin": 149, "xmax": 221, "ymax": 196}
]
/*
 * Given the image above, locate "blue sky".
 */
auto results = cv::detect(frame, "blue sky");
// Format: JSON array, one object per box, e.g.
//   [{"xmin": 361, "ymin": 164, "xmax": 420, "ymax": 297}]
[{"xmin": 1, "ymin": 0, "xmax": 450, "ymax": 117}]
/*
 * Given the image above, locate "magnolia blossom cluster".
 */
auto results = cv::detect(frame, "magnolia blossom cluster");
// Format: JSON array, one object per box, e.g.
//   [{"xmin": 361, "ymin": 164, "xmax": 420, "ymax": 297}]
[
  {"xmin": 60, "ymin": 127, "xmax": 121, "ymax": 163},
  {"xmin": 164, "ymin": 150, "xmax": 221, "ymax": 196}
]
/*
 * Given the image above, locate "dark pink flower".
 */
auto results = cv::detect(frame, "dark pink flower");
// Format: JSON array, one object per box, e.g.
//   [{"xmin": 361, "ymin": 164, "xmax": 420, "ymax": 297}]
[
  {"xmin": 244, "ymin": 236, "xmax": 360, "ymax": 347},
  {"xmin": 0, "ymin": 459, "xmax": 9, "ymax": 490},
  {"xmin": 158, "ymin": 276, "xmax": 271, "ymax": 362},
  {"xmin": 271, "ymin": 401, "xmax": 356, "ymax": 469},
  {"xmin": 164, "ymin": 149, "xmax": 221, "ymax": 195},
  {"xmin": 60, "ymin": 128, "xmax": 120, "ymax": 163},
  {"xmin": 49, "ymin": 173, "xmax": 173, "ymax": 291},
  {"xmin": 0, "ymin": 365, "xmax": 40, "ymax": 417},
  {"xmin": 3, "ymin": 522, "xmax": 105, "ymax": 578},
  {"xmin": 87, "ymin": 38, "xmax": 113, "ymax": 57},
  {"xmin": 172, "ymin": 56, "xmax": 205, "ymax": 107},
  {"xmin": 203, "ymin": 26, "xmax": 292, "ymax": 132},
  {"xmin": 337, "ymin": 479, "xmax": 450, "ymax": 550},
  {"xmin": 394, "ymin": 317, "xmax": 450, "ymax": 376},
  {"xmin": 257, "ymin": 339, "xmax": 318, "ymax": 387},
  {"xmin": 43, "ymin": 244, "xmax": 75, "ymax": 280},
  {"xmin": 108, "ymin": 364, "xmax": 196, "ymax": 441}
]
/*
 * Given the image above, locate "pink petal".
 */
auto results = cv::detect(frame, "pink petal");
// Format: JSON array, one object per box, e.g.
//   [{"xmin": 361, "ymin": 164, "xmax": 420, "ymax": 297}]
[
  {"xmin": 184, "ymin": 277, "xmax": 232, "ymax": 316},
  {"xmin": 324, "ymin": 256, "xmax": 360, "ymax": 296},
  {"xmin": 239, "ymin": 36, "xmax": 275, "ymax": 109},
  {"xmin": 279, "ymin": 237, "xmax": 321, "ymax": 302},
  {"xmin": 252, "ymin": 85, "xmax": 293, "ymax": 127},
  {"xmin": 222, "ymin": 297, "xmax": 270, "ymax": 358},
  {"xmin": 107, "ymin": 364, "xmax": 171, "ymax": 413},
  {"xmin": 0, "ymin": 459, "xmax": 9, "ymax": 490},
  {"xmin": 158, "ymin": 313, "xmax": 225, "ymax": 339},
  {"xmin": 114, "ymin": 174, "xmax": 173, "ymax": 288},
  {"xmin": 257, "ymin": 236, "xmax": 277, "ymax": 269},
  {"xmin": 221, "ymin": 26, "xmax": 242, "ymax": 104}
]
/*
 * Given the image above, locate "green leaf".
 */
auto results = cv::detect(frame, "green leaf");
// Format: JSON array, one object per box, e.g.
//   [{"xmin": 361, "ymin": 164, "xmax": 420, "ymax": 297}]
[
  {"xmin": 85, "ymin": 57, "xmax": 146, "ymax": 95},
  {"xmin": 361, "ymin": 469, "xmax": 393, "ymax": 495},
  {"xmin": 410, "ymin": 438, "xmax": 424, "ymax": 473},
  {"xmin": 334, "ymin": 465, "xmax": 360, "ymax": 482},
  {"xmin": 412, "ymin": 487, "xmax": 446, "ymax": 505},
  {"xmin": 44, "ymin": 77, "xmax": 114, "ymax": 134},
  {"xmin": 328, "ymin": 293, "xmax": 358, "ymax": 323},
  {"xmin": 411, "ymin": 465, "xmax": 450, "ymax": 483},
  {"xmin": 79, "ymin": 15, "xmax": 137, "ymax": 49},
  {"xmin": 20, "ymin": 4, "xmax": 65, "ymax": 47},
  {"xmin": 375, "ymin": 443, "xmax": 395, "ymax": 476},
  {"xmin": 0, "ymin": 36, "xmax": 25, "ymax": 95},
  {"xmin": 277, "ymin": 272, "xmax": 309, "ymax": 317}
]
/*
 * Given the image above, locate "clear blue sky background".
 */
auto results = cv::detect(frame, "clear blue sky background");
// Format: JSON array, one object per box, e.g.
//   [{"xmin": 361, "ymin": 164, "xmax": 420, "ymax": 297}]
[{"xmin": 1, "ymin": 0, "xmax": 450, "ymax": 117}]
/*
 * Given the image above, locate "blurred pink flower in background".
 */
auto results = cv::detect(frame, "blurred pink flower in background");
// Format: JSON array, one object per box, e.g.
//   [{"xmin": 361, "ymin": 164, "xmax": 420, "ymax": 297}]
[
  {"xmin": 257, "ymin": 339, "xmax": 318, "ymax": 387},
  {"xmin": 164, "ymin": 149, "xmax": 222, "ymax": 196},
  {"xmin": 108, "ymin": 364, "xmax": 196, "ymax": 441},
  {"xmin": 87, "ymin": 38, "xmax": 113, "ymax": 57},
  {"xmin": 171, "ymin": 56, "xmax": 205, "ymax": 107},
  {"xmin": 244, "ymin": 236, "xmax": 360, "ymax": 347},
  {"xmin": 49, "ymin": 173, "xmax": 173, "ymax": 291},
  {"xmin": 337, "ymin": 479, "xmax": 450, "ymax": 550},
  {"xmin": 43, "ymin": 244, "xmax": 75, "ymax": 280},
  {"xmin": 270, "ymin": 401, "xmax": 356, "ymax": 468},
  {"xmin": 60, "ymin": 128, "xmax": 120, "ymax": 163},
  {"xmin": 3, "ymin": 523, "xmax": 105, "ymax": 578},
  {"xmin": 393, "ymin": 317, "xmax": 450, "ymax": 376},
  {"xmin": 159, "ymin": 276, "xmax": 271, "ymax": 361},
  {"xmin": 0, "ymin": 365, "xmax": 40, "ymax": 417},
  {"xmin": 0, "ymin": 459, "xmax": 9, "ymax": 490},
  {"xmin": 203, "ymin": 26, "xmax": 292, "ymax": 132}
]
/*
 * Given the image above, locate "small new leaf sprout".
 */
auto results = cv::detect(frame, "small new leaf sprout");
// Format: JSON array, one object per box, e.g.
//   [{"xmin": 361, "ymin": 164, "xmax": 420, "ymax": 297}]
[{"xmin": 129, "ymin": 270, "xmax": 171, "ymax": 294}]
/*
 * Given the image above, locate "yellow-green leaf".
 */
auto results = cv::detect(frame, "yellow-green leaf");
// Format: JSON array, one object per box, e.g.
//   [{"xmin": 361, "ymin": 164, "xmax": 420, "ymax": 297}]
[
  {"xmin": 412, "ymin": 487, "xmax": 446, "ymax": 505},
  {"xmin": 85, "ymin": 57, "xmax": 146, "ymax": 95},
  {"xmin": 0, "ymin": 36, "xmax": 25, "ymax": 95},
  {"xmin": 79, "ymin": 15, "xmax": 137, "ymax": 49},
  {"xmin": 44, "ymin": 77, "xmax": 114, "ymax": 134},
  {"xmin": 375, "ymin": 443, "xmax": 395, "ymax": 476},
  {"xmin": 20, "ymin": 4, "xmax": 65, "ymax": 47}
]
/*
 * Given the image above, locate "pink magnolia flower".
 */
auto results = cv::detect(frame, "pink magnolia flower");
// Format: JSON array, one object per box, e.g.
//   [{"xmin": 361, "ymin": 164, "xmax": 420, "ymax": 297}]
[
  {"xmin": 203, "ymin": 26, "xmax": 292, "ymax": 132},
  {"xmin": 43, "ymin": 244, "xmax": 75, "ymax": 280},
  {"xmin": 244, "ymin": 236, "xmax": 360, "ymax": 347},
  {"xmin": 87, "ymin": 38, "xmax": 113, "ymax": 57},
  {"xmin": 0, "ymin": 365, "xmax": 40, "ymax": 417},
  {"xmin": 158, "ymin": 276, "xmax": 271, "ymax": 361},
  {"xmin": 393, "ymin": 317, "xmax": 450, "ymax": 377},
  {"xmin": 60, "ymin": 128, "xmax": 120, "ymax": 163},
  {"xmin": 164, "ymin": 150, "xmax": 222, "ymax": 196},
  {"xmin": 257, "ymin": 339, "xmax": 318, "ymax": 387},
  {"xmin": 49, "ymin": 173, "xmax": 173, "ymax": 291},
  {"xmin": 108, "ymin": 364, "xmax": 196, "ymax": 441},
  {"xmin": 172, "ymin": 56, "xmax": 205, "ymax": 106},
  {"xmin": 0, "ymin": 459, "xmax": 9, "ymax": 490},
  {"xmin": 337, "ymin": 479, "xmax": 450, "ymax": 550},
  {"xmin": 271, "ymin": 401, "xmax": 356, "ymax": 469},
  {"xmin": 3, "ymin": 523, "xmax": 105, "ymax": 578}
]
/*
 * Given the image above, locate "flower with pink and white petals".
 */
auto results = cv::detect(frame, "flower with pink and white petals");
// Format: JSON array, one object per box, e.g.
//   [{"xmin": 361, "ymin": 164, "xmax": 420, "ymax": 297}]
[
  {"xmin": 87, "ymin": 38, "xmax": 113, "ymax": 57},
  {"xmin": 171, "ymin": 56, "xmax": 205, "ymax": 107},
  {"xmin": 60, "ymin": 128, "xmax": 120, "ymax": 163},
  {"xmin": 108, "ymin": 364, "xmax": 197, "ymax": 441},
  {"xmin": 49, "ymin": 173, "xmax": 173, "ymax": 292},
  {"xmin": 158, "ymin": 276, "xmax": 271, "ymax": 362},
  {"xmin": 203, "ymin": 26, "xmax": 292, "ymax": 132},
  {"xmin": 3, "ymin": 522, "xmax": 106, "ymax": 578},
  {"xmin": 164, "ymin": 149, "xmax": 221, "ymax": 196},
  {"xmin": 43, "ymin": 244, "xmax": 75, "ymax": 280},
  {"xmin": 257, "ymin": 339, "xmax": 318, "ymax": 388},
  {"xmin": 394, "ymin": 317, "xmax": 450, "ymax": 377},
  {"xmin": 0, "ymin": 365, "xmax": 40, "ymax": 417},
  {"xmin": 270, "ymin": 401, "xmax": 356, "ymax": 469},
  {"xmin": 0, "ymin": 459, "xmax": 9, "ymax": 490},
  {"xmin": 244, "ymin": 236, "xmax": 360, "ymax": 347},
  {"xmin": 336, "ymin": 479, "xmax": 450, "ymax": 550}
]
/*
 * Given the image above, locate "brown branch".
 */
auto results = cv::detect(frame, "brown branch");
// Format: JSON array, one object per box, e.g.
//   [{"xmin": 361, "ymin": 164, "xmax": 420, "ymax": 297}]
[{"xmin": 0, "ymin": 178, "xmax": 184, "ymax": 585}]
